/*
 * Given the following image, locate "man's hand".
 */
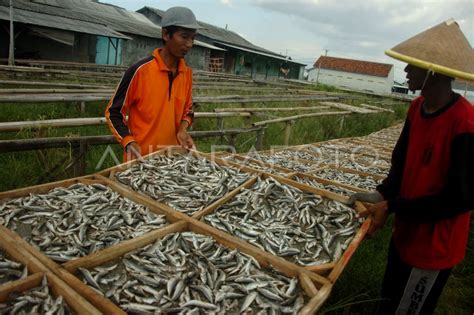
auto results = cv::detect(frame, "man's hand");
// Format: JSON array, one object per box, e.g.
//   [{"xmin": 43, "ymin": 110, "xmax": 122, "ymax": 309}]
[
  {"xmin": 125, "ymin": 141, "xmax": 142, "ymax": 160},
  {"xmin": 177, "ymin": 121, "xmax": 195, "ymax": 149},
  {"xmin": 360, "ymin": 201, "xmax": 389, "ymax": 237},
  {"xmin": 177, "ymin": 130, "xmax": 195, "ymax": 149},
  {"xmin": 348, "ymin": 191, "xmax": 384, "ymax": 205}
]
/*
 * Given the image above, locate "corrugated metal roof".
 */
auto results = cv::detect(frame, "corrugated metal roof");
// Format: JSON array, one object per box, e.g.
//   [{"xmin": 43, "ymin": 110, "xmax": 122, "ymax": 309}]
[
  {"xmin": 0, "ymin": 0, "xmax": 160, "ymax": 39},
  {"xmin": 194, "ymin": 41, "xmax": 227, "ymax": 51},
  {"xmin": 0, "ymin": 1, "xmax": 131, "ymax": 39},
  {"xmin": 0, "ymin": 0, "xmax": 219, "ymax": 51},
  {"xmin": 140, "ymin": 6, "xmax": 288, "ymax": 59},
  {"xmin": 217, "ymin": 42, "xmax": 305, "ymax": 65},
  {"xmin": 54, "ymin": 0, "xmax": 162, "ymax": 39},
  {"xmin": 314, "ymin": 56, "xmax": 393, "ymax": 78}
]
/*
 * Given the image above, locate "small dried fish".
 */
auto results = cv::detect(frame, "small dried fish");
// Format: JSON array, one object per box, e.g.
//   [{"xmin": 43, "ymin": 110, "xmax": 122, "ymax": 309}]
[
  {"xmin": 0, "ymin": 184, "xmax": 168, "ymax": 262},
  {"xmin": 0, "ymin": 276, "xmax": 71, "ymax": 314},
  {"xmin": 312, "ymin": 168, "xmax": 383, "ymax": 191},
  {"xmin": 204, "ymin": 177, "xmax": 363, "ymax": 266},
  {"xmin": 0, "ymin": 251, "xmax": 27, "ymax": 285},
  {"xmin": 79, "ymin": 232, "xmax": 306, "ymax": 314},
  {"xmin": 293, "ymin": 176, "xmax": 356, "ymax": 196},
  {"xmin": 116, "ymin": 154, "xmax": 250, "ymax": 215}
]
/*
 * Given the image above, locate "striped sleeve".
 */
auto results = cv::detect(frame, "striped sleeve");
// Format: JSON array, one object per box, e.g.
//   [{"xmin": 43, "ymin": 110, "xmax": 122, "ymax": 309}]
[
  {"xmin": 105, "ymin": 56, "xmax": 153, "ymax": 147},
  {"xmin": 181, "ymin": 69, "xmax": 194, "ymax": 126}
]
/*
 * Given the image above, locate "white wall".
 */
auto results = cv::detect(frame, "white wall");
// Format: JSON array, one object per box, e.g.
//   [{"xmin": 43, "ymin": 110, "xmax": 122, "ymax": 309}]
[{"xmin": 308, "ymin": 67, "xmax": 394, "ymax": 95}]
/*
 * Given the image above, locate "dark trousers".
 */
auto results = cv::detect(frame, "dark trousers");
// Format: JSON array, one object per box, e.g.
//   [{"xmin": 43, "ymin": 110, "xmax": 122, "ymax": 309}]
[{"xmin": 378, "ymin": 240, "xmax": 452, "ymax": 315}]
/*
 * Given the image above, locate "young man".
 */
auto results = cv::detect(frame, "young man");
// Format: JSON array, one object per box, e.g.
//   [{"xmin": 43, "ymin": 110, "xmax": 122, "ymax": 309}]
[
  {"xmin": 350, "ymin": 19, "xmax": 474, "ymax": 314},
  {"xmin": 105, "ymin": 7, "xmax": 201, "ymax": 161}
]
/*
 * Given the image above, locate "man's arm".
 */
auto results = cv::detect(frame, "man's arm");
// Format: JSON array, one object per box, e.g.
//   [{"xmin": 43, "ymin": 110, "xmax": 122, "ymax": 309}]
[
  {"xmin": 177, "ymin": 73, "xmax": 195, "ymax": 149},
  {"xmin": 387, "ymin": 133, "xmax": 474, "ymax": 222},
  {"xmin": 105, "ymin": 57, "xmax": 152, "ymax": 149}
]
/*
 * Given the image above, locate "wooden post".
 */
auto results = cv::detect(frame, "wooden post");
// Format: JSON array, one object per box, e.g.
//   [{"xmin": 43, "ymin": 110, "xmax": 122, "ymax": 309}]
[
  {"xmin": 80, "ymin": 101, "xmax": 86, "ymax": 114},
  {"xmin": 284, "ymin": 120, "xmax": 294, "ymax": 146},
  {"xmin": 228, "ymin": 134, "xmax": 236, "ymax": 150},
  {"xmin": 339, "ymin": 114, "xmax": 345, "ymax": 131},
  {"xmin": 217, "ymin": 117, "xmax": 224, "ymax": 143},
  {"xmin": 73, "ymin": 139, "xmax": 87, "ymax": 176},
  {"xmin": 255, "ymin": 127, "xmax": 264, "ymax": 150},
  {"xmin": 241, "ymin": 102, "xmax": 251, "ymax": 126},
  {"xmin": 8, "ymin": 0, "xmax": 14, "ymax": 66}
]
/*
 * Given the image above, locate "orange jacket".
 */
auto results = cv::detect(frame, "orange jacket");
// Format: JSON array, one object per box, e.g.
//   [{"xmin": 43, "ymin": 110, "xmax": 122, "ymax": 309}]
[{"xmin": 105, "ymin": 48, "xmax": 193, "ymax": 160}]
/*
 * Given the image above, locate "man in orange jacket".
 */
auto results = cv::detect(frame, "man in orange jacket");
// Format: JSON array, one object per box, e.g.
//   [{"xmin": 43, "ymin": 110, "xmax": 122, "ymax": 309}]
[{"xmin": 105, "ymin": 7, "xmax": 201, "ymax": 161}]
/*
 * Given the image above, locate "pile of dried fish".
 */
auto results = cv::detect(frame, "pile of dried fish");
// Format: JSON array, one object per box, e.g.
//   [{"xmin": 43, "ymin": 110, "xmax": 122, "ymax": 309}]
[
  {"xmin": 221, "ymin": 155, "xmax": 289, "ymax": 176},
  {"xmin": 351, "ymin": 155, "xmax": 391, "ymax": 168},
  {"xmin": 340, "ymin": 161, "xmax": 389, "ymax": 176},
  {"xmin": 265, "ymin": 150, "xmax": 327, "ymax": 165},
  {"xmin": 293, "ymin": 176, "xmax": 355, "ymax": 196},
  {"xmin": 79, "ymin": 232, "xmax": 305, "ymax": 314},
  {"xmin": 116, "ymin": 154, "xmax": 250, "ymax": 215},
  {"xmin": 304, "ymin": 145, "xmax": 353, "ymax": 163},
  {"xmin": 0, "ymin": 183, "xmax": 167, "ymax": 262},
  {"xmin": 0, "ymin": 251, "xmax": 27, "ymax": 285},
  {"xmin": 248, "ymin": 153, "xmax": 317, "ymax": 173},
  {"xmin": 312, "ymin": 168, "xmax": 383, "ymax": 191},
  {"xmin": 204, "ymin": 177, "xmax": 363, "ymax": 266},
  {"xmin": 0, "ymin": 276, "xmax": 71, "ymax": 314}
]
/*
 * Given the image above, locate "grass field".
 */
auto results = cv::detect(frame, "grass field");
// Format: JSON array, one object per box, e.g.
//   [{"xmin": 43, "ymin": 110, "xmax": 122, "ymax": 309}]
[{"xmin": 0, "ymin": 80, "xmax": 472, "ymax": 314}]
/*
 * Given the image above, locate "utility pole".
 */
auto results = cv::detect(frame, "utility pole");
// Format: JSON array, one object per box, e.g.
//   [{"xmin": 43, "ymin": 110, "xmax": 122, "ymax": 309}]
[
  {"xmin": 8, "ymin": 0, "xmax": 14, "ymax": 66},
  {"xmin": 316, "ymin": 49, "xmax": 329, "ymax": 84}
]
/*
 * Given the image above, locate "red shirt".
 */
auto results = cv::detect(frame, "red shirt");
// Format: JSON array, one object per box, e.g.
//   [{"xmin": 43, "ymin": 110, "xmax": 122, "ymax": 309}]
[{"xmin": 379, "ymin": 94, "xmax": 473, "ymax": 269}]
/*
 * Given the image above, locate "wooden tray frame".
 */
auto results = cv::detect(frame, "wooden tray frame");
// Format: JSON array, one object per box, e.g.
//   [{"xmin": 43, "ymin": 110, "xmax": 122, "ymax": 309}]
[
  {"xmin": 0, "ymin": 146, "xmax": 374, "ymax": 314},
  {"xmin": 0, "ymin": 223, "xmax": 110, "ymax": 314},
  {"xmin": 287, "ymin": 172, "xmax": 369, "ymax": 194},
  {"xmin": 59, "ymin": 219, "xmax": 333, "ymax": 314}
]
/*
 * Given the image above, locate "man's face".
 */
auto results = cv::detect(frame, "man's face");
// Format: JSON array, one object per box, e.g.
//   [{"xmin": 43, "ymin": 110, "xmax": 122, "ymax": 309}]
[
  {"xmin": 404, "ymin": 64, "xmax": 428, "ymax": 92},
  {"xmin": 163, "ymin": 28, "xmax": 196, "ymax": 58}
]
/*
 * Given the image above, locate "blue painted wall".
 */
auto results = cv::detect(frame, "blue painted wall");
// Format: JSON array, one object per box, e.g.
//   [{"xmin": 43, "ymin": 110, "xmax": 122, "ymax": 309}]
[{"xmin": 95, "ymin": 36, "xmax": 122, "ymax": 65}]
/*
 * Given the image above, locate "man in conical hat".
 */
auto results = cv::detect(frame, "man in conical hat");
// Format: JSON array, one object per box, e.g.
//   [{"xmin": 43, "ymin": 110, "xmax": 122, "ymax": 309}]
[{"xmin": 349, "ymin": 19, "xmax": 474, "ymax": 314}]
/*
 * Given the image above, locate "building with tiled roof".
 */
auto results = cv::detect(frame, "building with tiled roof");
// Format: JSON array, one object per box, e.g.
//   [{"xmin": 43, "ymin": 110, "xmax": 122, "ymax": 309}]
[{"xmin": 308, "ymin": 56, "xmax": 394, "ymax": 95}]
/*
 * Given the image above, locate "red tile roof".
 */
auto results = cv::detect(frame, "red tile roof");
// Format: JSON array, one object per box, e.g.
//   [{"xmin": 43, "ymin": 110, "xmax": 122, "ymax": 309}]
[{"xmin": 314, "ymin": 56, "xmax": 393, "ymax": 77}]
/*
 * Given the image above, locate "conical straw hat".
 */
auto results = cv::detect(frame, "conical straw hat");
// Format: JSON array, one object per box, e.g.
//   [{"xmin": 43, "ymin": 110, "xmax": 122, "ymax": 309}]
[{"xmin": 385, "ymin": 19, "xmax": 474, "ymax": 81}]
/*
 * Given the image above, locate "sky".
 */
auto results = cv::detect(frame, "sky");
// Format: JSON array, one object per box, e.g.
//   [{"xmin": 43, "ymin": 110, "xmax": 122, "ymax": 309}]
[{"xmin": 101, "ymin": 0, "xmax": 474, "ymax": 82}]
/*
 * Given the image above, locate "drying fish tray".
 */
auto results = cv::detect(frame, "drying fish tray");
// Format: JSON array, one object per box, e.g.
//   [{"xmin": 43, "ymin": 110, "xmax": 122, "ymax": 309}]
[
  {"xmin": 0, "ymin": 176, "xmax": 182, "ymax": 263},
  {"xmin": 0, "ymin": 227, "xmax": 104, "ymax": 314},
  {"xmin": 287, "ymin": 172, "xmax": 365, "ymax": 196},
  {"xmin": 308, "ymin": 161, "xmax": 388, "ymax": 179},
  {"xmin": 0, "ymin": 175, "xmax": 194, "ymax": 314},
  {"xmin": 243, "ymin": 151, "xmax": 324, "ymax": 173},
  {"xmin": 194, "ymin": 172, "xmax": 370, "ymax": 282},
  {"xmin": 211, "ymin": 152, "xmax": 294, "ymax": 176},
  {"xmin": 59, "ymin": 220, "xmax": 333, "ymax": 314},
  {"xmin": 95, "ymin": 148, "xmax": 370, "ymax": 287},
  {"xmin": 99, "ymin": 146, "xmax": 257, "ymax": 179},
  {"xmin": 0, "ymin": 219, "xmax": 125, "ymax": 314},
  {"xmin": 98, "ymin": 147, "xmax": 257, "ymax": 217},
  {"xmin": 0, "ymin": 272, "xmax": 101, "ymax": 314}
]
